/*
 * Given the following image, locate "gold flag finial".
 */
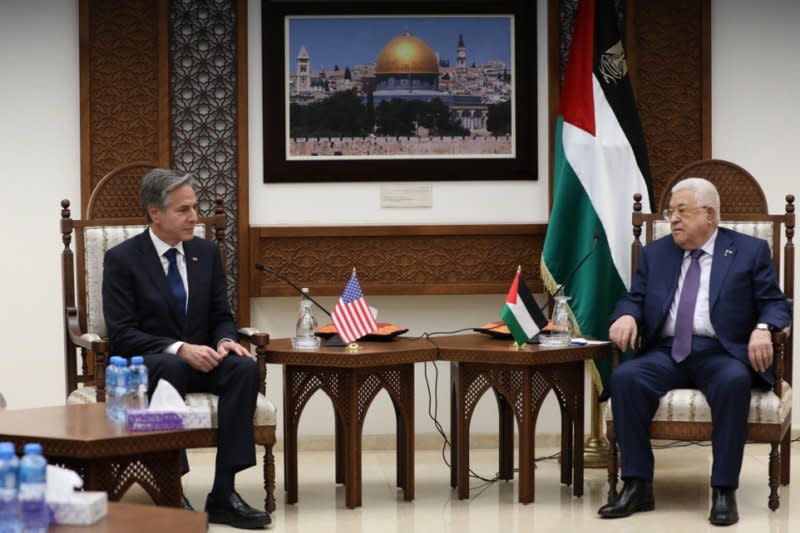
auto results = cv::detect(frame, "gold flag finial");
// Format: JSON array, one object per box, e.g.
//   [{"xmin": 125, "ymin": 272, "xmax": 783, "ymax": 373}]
[
  {"xmin": 517, "ymin": 265, "xmax": 522, "ymax": 274},
  {"xmin": 352, "ymin": 266, "xmax": 357, "ymax": 275}
]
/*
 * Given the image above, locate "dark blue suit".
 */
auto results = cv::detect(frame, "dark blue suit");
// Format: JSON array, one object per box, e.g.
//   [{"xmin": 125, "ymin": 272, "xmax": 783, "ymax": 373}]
[
  {"xmin": 609, "ymin": 226, "xmax": 791, "ymax": 488},
  {"xmin": 102, "ymin": 230, "xmax": 259, "ymax": 475}
]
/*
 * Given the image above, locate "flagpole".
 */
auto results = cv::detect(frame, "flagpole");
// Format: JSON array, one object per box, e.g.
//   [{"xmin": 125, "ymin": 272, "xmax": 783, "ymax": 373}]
[{"xmin": 583, "ymin": 381, "xmax": 609, "ymax": 468}]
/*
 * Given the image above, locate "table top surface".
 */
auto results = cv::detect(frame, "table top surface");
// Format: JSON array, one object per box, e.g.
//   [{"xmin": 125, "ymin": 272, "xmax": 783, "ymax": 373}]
[
  {"xmin": 429, "ymin": 333, "xmax": 610, "ymax": 365},
  {"xmin": 0, "ymin": 404, "xmax": 209, "ymax": 457},
  {"xmin": 50, "ymin": 502, "xmax": 206, "ymax": 533},
  {"xmin": 264, "ymin": 333, "xmax": 609, "ymax": 367},
  {"xmin": 264, "ymin": 336, "xmax": 438, "ymax": 367}
]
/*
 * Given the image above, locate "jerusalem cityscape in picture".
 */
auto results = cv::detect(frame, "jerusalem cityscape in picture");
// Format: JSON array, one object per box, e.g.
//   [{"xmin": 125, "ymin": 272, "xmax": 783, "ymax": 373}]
[{"xmin": 287, "ymin": 15, "xmax": 515, "ymax": 159}]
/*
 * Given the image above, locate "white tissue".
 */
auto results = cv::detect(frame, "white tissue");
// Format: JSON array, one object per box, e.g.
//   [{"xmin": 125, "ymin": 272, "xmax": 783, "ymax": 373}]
[
  {"xmin": 148, "ymin": 379, "xmax": 188, "ymax": 412},
  {"xmin": 46, "ymin": 465, "xmax": 83, "ymax": 500}
]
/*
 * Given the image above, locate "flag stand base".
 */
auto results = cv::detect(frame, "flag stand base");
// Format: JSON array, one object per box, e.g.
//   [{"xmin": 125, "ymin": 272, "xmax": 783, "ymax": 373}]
[{"xmin": 584, "ymin": 384, "xmax": 609, "ymax": 468}]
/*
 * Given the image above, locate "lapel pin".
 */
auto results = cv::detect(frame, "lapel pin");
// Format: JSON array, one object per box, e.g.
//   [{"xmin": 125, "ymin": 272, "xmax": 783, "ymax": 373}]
[
  {"xmin": 724, "ymin": 249, "xmax": 734, "ymax": 257},
  {"xmin": 192, "ymin": 256, "xmax": 198, "ymax": 262}
]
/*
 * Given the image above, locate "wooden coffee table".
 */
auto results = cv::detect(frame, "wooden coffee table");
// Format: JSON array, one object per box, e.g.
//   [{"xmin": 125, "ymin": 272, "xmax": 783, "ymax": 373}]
[
  {"xmin": 50, "ymin": 502, "xmax": 206, "ymax": 533},
  {"xmin": 265, "ymin": 337, "xmax": 437, "ymax": 509},
  {"xmin": 0, "ymin": 404, "xmax": 209, "ymax": 507}
]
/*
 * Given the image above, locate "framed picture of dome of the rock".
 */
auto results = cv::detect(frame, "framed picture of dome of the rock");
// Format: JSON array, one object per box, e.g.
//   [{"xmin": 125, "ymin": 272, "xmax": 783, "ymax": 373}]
[{"xmin": 262, "ymin": 0, "xmax": 536, "ymax": 182}]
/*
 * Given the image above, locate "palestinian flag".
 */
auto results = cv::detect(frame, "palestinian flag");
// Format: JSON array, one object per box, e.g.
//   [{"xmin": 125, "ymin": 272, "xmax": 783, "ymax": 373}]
[
  {"xmin": 541, "ymin": 0, "xmax": 653, "ymax": 392},
  {"xmin": 500, "ymin": 270, "xmax": 548, "ymax": 346}
]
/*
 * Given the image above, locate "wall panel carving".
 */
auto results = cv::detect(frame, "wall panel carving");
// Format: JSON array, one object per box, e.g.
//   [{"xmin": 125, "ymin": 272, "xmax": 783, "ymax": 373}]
[
  {"xmin": 80, "ymin": 0, "xmax": 167, "ymax": 206},
  {"xmin": 170, "ymin": 0, "xmax": 242, "ymax": 310},
  {"xmin": 250, "ymin": 225, "xmax": 546, "ymax": 296}
]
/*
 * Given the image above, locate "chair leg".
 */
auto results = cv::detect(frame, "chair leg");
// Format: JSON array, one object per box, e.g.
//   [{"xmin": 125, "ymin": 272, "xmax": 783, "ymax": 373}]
[
  {"xmin": 768, "ymin": 441, "xmax": 780, "ymax": 511},
  {"xmin": 263, "ymin": 442, "xmax": 276, "ymax": 514},
  {"xmin": 607, "ymin": 432, "xmax": 619, "ymax": 502},
  {"xmin": 780, "ymin": 430, "xmax": 791, "ymax": 485}
]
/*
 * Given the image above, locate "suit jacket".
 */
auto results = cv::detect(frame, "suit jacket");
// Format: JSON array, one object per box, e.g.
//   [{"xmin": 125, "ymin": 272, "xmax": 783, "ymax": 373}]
[
  {"xmin": 610, "ymin": 226, "xmax": 791, "ymax": 386},
  {"xmin": 102, "ymin": 230, "xmax": 238, "ymax": 356}
]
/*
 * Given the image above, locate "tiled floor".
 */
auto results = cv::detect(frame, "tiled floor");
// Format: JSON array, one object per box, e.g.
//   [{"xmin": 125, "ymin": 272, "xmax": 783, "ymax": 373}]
[{"xmin": 122, "ymin": 441, "xmax": 800, "ymax": 532}]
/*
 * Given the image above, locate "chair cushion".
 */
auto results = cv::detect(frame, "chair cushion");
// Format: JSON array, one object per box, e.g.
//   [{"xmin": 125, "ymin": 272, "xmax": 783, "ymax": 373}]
[
  {"xmin": 607, "ymin": 381, "xmax": 792, "ymax": 424},
  {"xmin": 67, "ymin": 387, "xmax": 277, "ymax": 427}
]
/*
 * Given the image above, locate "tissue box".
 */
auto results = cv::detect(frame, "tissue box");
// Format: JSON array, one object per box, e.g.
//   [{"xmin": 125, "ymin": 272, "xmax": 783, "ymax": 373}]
[
  {"xmin": 48, "ymin": 491, "xmax": 108, "ymax": 525},
  {"xmin": 127, "ymin": 407, "xmax": 211, "ymax": 431}
]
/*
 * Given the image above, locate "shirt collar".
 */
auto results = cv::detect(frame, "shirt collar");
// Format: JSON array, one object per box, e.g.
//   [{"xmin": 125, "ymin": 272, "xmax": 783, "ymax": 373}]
[
  {"xmin": 148, "ymin": 227, "xmax": 185, "ymax": 258},
  {"xmin": 685, "ymin": 228, "xmax": 718, "ymax": 258}
]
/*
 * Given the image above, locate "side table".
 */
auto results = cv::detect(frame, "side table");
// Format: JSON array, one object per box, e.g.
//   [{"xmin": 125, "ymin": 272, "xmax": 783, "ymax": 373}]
[
  {"xmin": 434, "ymin": 334, "xmax": 608, "ymax": 503},
  {"xmin": 265, "ymin": 337, "xmax": 437, "ymax": 509}
]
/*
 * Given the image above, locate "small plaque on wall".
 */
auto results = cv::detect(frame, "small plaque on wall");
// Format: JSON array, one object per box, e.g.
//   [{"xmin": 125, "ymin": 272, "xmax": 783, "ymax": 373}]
[{"xmin": 380, "ymin": 184, "xmax": 433, "ymax": 208}]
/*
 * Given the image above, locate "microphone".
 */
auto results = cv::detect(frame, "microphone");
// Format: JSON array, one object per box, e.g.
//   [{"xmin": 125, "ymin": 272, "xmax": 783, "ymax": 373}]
[
  {"xmin": 540, "ymin": 232, "xmax": 600, "ymax": 312},
  {"xmin": 254, "ymin": 263, "xmax": 332, "ymax": 317}
]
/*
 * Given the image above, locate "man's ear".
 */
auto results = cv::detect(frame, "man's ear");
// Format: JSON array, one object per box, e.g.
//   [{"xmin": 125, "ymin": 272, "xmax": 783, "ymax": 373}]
[{"xmin": 147, "ymin": 204, "xmax": 161, "ymax": 223}]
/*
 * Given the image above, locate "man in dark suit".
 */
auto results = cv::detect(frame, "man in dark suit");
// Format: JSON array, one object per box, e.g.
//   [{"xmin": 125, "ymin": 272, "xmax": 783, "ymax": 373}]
[
  {"xmin": 598, "ymin": 178, "xmax": 791, "ymax": 525},
  {"xmin": 102, "ymin": 168, "xmax": 270, "ymax": 529}
]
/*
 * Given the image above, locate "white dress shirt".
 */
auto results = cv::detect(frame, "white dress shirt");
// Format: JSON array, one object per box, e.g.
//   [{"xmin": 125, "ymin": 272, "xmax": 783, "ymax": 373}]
[{"xmin": 661, "ymin": 229, "xmax": 718, "ymax": 339}]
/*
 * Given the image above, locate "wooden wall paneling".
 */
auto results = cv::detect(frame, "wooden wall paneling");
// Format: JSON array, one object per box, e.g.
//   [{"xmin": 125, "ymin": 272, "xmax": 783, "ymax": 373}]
[
  {"xmin": 79, "ymin": 0, "xmax": 170, "ymax": 216},
  {"xmin": 624, "ymin": 0, "xmax": 711, "ymax": 205},
  {"xmin": 250, "ymin": 225, "xmax": 547, "ymax": 297}
]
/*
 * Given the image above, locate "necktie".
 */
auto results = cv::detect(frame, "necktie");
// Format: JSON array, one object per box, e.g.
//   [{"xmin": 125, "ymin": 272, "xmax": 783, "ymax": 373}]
[
  {"xmin": 164, "ymin": 248, "xmax": 187, "ymax": 327},
  {"xmin": 671, "ymin": 249, "xmax": 703, "ymax": 363}
]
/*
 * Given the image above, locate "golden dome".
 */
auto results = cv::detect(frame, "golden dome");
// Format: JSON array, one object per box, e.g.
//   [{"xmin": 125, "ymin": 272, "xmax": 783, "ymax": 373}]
[{"xmin": 374, "ymin": 33, "xmax": 439, "ymax": 75}]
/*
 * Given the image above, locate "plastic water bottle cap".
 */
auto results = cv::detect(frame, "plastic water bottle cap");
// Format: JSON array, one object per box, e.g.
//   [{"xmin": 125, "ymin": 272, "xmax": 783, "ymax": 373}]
[
  {"xmin": 0, "ymin": 442, "xmax": 15, "ymax": 456},
  {"xmin": 114, "ymin": 358, "xmax": 128, "ymax": 367},
  {"xmin": 131, "ymin": 356, "xmax": 144, "ymax": 365},
  {"xmin": 23, "ymin": 443, "xmax": 42, "ymax": 455}
]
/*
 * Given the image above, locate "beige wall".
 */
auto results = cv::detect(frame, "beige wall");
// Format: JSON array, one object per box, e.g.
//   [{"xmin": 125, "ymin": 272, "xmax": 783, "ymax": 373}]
[{"xmin": 0, "ymin": 0, "xmax": 797, "ymax": 445}]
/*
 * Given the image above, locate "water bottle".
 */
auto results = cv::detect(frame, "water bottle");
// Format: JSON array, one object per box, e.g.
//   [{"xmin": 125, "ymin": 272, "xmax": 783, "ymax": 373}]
[
  {"xmin": 129, "ymin": 356, "xmax": 149, "ymax": 410},
  {"xmin": 0, "ymin": 442, "xmax": 20, "ymax": 533},
  {"xmin": 106, "ymin": 357, "xmax": 130, "ymax": 423},
  {"xmin": 291, "ymin": 288, "xmax": 320, "ymax": 349},
  {"xmin": 18, "ymin": 444, "xmax": 47, "ymax": 533}
]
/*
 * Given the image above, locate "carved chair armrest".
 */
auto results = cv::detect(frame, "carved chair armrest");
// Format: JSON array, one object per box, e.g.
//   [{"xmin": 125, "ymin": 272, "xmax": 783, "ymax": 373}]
[
  {"xmin": 770, "ymin": 326, "xmax": 790, "ymax": 397},
  {"xmin": 238, "ymin": 327, "xmax": 270, "ymax": 396}
]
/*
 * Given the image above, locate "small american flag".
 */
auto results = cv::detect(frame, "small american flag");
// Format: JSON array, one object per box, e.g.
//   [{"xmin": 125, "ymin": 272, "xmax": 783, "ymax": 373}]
[{"xmin": 331, "ymin": 271, "xmax": 377, "ymax": 344}]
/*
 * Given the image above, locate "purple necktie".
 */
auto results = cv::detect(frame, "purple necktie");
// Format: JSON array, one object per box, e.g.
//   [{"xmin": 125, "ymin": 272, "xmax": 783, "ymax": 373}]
[{"xmin": 672, "ymin": 249, "xmax": 703, "ymax": 363}]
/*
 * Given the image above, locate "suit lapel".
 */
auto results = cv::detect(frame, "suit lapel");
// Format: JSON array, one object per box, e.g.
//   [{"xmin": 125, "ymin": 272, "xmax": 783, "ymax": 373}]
[
  {"xmin": 184, "ymin": 238, "xmax": 201, "ymax": 327},
  {"xmin": 709, "ymin": 228, "xmax": 736, "ymax": 310},
  {"xmin": 660, "ymin": 242, "xmax": 685, "ymax": 318}
]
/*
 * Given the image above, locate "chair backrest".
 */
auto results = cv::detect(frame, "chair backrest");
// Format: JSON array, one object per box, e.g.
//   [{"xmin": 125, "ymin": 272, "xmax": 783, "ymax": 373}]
[
  {"xmin": 60, "ymin": 164, "xmax": 226, "ymax": 397},
  {"xmin": 629, "ymin": 159, "xmax": 795, "ymax": 385}
]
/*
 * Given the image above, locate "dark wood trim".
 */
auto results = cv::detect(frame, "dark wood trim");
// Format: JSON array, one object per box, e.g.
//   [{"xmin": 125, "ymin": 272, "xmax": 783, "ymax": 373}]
[
  {"xmin": 236, "ymin": 0, "xmax": 251, "ymax": 325},
  {"xmin": 250, "ymin": 224, "xmax": 547, "ymax": 297},
  {"xmin": 158, "ymin": 0, "xmax": 171, "ymax": 165},
  {"xmin": 79, "ymin": 0, "xmax": 91, "ymax": 216},
  {"xmin": 701, "ymin": 0, "xmax": 712, "ymax": 159}
]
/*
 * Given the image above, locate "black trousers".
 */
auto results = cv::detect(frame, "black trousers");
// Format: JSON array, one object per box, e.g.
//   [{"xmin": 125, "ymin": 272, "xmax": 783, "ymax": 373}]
[
  {"xmin": 610, "ymin": 337, "xmax": 752, "ymax": 489},
  {"xmin": 143, "ymin": 353, "xmax": 259, "ymax": 475}
]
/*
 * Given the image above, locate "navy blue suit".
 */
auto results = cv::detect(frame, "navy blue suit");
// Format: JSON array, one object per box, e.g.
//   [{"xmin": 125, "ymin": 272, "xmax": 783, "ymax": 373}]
[
  {"xmin": 609, "ymin": 226, "xmax": 791, "ymax": 488},
  {"xmin": 102, "ymin": 230, "xmax": 259, "ymax": 475}
]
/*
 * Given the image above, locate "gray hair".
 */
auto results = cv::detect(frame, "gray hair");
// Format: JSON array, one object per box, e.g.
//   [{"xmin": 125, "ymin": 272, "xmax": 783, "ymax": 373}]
[
  {"xmin": 671, "ymin": 177, "xmax": 721, "ymax": 223},
  {"xmin": 141, "ymin": 168, "xmax": 195, "ymax": 223}
]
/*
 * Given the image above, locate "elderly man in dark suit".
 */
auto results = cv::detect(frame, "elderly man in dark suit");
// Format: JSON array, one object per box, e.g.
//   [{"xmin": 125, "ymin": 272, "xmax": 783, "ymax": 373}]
[
  {"xmin": 598, "ymin": 178, "xmax": 791, "ymax": 526},
  {"xmin": 102, "ymin": 168, "xmax": 269, "ymax": 529}
]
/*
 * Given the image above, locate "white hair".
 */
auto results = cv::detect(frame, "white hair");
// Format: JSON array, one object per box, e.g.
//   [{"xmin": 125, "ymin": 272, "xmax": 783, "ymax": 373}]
[{"xmin": 671, "ymin": 177, "xmax": 720, "ymax": 222}]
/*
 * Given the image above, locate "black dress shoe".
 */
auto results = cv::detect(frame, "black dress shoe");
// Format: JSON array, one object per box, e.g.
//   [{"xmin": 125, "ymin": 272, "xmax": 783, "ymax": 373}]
[
  {"xmin": 709, "ymin": 487, "xmax": 738, "ymax": 526},
  {"xmin": 181, "ymin": 493, "xmax": 194, "ymax": 511},
  {"xmin": 205, "ymin": 491, "xmax": 271, "ymax": 530},
  {"xmin": 598, "ymin": 479, "xmax": 655, "ymax": 518}
]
